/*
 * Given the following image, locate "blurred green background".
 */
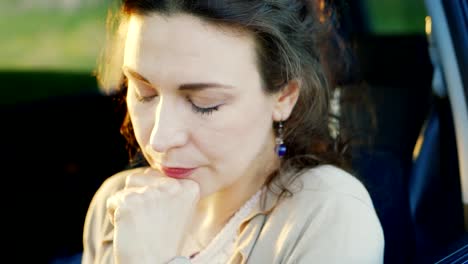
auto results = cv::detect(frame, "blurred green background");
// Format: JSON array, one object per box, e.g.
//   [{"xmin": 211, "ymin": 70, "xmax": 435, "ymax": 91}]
[
  {"xmin": 0, "ymin": 1, "xmax": 111, "ymax": 105},
  {"xmin": 0, "ymin": 1, "xmax": 109, "ymax": 71},
  {"xmin": 0, "ymin": 0, "xmax": 427, "ymax": 71},
  {"xmin": 0, "ymin": 0, "xmax": 428, "ymax": 104}
]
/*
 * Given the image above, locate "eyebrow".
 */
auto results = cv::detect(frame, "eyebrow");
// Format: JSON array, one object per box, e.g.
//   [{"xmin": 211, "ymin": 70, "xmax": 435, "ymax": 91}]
[{"xmin": 122, "ymin": 66, "xmax": 234, "ymax": 91}]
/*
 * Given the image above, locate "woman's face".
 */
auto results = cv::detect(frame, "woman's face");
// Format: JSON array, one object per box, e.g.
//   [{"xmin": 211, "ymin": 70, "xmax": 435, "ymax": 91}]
[{"xmin": 123, "ymin": 13, "xmax": 280, "ymax": 197}]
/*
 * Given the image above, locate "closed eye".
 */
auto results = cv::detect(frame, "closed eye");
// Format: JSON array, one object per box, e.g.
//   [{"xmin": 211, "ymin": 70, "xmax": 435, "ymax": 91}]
[
  {"xmin": 135, "ymin": 93, "xmax": 158, "ymax": 103},
  {"xmin": 187, "ymin": 97, "xmax": 221, "ymax": 115}
]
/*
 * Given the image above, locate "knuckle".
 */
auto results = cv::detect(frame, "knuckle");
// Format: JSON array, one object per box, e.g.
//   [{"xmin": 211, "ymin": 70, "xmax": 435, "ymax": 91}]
[
  {"xmin": 124, "ymin": 174, "xmax": 136, "ymax": 186},
  {"xmin": 125, "ymin": 173, "xmax": 148, "ymax": 188},
  {"xmin": 158, "ymin": 178, "xmax": 181, "ymax": 193},
  {"xmin": 113, "ymin": 207, "xmax": 123, "ymax": 223},
  {"xmin": 181, "ymin": 180, "xmax": 200, "ymax": 199},
  {"xmin": 124, "ymin": 190, "xmax": 143, "ymax": 205},
  {"xmin": 146, "ymin": 186, "xmax": 162, "ymax": 200}
]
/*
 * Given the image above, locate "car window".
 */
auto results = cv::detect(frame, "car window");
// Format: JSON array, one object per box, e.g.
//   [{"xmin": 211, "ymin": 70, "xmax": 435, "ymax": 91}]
[
  {"xmin": 0, "ymin": 1, "xmax": 107, "ymax": 71},
  {"xmin": 363, "ymin": 0, "xmax": 427, "ymax": 34}
]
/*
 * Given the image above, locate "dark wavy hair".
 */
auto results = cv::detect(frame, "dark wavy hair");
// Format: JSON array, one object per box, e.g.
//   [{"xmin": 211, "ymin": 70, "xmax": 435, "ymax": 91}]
[{"xmin": 98, "ymin": 0, "xmax": 367, "ymax": 197}]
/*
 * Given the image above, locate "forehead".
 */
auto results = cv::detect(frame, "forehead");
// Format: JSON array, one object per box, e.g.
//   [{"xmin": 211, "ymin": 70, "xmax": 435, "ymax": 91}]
[{"xmin": 123, "ymin": 13, "xmax": 260, "ymax": 85}]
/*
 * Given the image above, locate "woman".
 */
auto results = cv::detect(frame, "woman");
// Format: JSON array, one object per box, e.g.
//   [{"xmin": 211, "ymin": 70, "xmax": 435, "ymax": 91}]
[{"xmin": 82, "ymin": 0, "xmax": 384, "ymax": 263}]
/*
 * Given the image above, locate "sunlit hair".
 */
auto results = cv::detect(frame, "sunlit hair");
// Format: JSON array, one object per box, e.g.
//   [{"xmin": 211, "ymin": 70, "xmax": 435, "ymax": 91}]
[{"xmin": 97, "ymin": 0, "xmax": 362, "ymax": 197}]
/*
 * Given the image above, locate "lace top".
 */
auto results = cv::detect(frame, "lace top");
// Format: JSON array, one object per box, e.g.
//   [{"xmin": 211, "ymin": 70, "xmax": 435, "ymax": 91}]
[{"xmin": 186, "ymin": 189, "xmax": 262, "ymax": 264}]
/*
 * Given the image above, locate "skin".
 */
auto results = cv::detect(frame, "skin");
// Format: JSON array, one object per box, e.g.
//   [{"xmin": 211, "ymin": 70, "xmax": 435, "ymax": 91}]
[{"xmin": 107, "ymin": 13, "xmax": 300, "ymax": 263}]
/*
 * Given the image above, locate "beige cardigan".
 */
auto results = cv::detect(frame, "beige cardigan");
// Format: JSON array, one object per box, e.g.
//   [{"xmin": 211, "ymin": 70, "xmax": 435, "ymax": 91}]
[{"xmin": 82, "ymin": 165, "xmax": 385, "ymax": 264}]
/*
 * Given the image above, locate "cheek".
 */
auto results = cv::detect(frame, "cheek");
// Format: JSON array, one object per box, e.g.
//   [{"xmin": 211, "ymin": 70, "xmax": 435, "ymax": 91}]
[
  {"xmin": 127, "ymin": 98, "xmax": 155, "ymax": 147},
  {"xmin": 194, "ymin": 97, "xmax": 274, "ymax": 165}
]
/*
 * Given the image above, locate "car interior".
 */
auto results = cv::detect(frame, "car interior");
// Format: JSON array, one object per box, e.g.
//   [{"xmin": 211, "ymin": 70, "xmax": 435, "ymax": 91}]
[{"xmin": 1, "ymin": 0, "xmax": 466, "ymax": 263}]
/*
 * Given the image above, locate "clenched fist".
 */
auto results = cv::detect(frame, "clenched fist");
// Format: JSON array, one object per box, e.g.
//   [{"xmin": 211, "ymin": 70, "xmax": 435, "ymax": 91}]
[{"xmin": 106, "ymin": 168, "xmax": 200, "ymax": 264}]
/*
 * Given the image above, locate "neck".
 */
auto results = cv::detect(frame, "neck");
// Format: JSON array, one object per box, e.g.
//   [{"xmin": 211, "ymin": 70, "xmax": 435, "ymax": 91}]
[{"xmin": 189, "ymin": 156, "xmax": 279, "ymax": 248}]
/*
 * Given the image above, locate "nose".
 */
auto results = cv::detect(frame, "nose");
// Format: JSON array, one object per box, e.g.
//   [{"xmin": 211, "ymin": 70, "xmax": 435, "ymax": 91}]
[{"xmin": 149, "ymin": 97, "xmax": 188, "ymax": 153}]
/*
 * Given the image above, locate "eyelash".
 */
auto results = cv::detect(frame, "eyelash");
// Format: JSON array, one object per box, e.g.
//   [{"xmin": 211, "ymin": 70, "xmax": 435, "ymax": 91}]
[
  {"xmin": 136, "ymin": 94, "xmax": 157, "ymax": 103},
  {"xmin": 135, "ymin": 93, "xmax": 220, "ymax": 115},
  {"xmin": 189, "ymin": 99, "xmax": 220, "ymax": 115}
]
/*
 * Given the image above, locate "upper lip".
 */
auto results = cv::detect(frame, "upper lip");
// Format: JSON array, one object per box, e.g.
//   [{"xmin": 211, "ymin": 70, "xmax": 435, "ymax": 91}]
[{"xmin": 160, "ymin": 165, "xmax": 196, "ymax": 170}]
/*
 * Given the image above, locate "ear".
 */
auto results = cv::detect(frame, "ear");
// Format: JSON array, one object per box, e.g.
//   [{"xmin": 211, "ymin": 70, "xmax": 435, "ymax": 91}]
[{"xmin": 272, "ymin": 79, "xmax": 301, "ymax": 121}]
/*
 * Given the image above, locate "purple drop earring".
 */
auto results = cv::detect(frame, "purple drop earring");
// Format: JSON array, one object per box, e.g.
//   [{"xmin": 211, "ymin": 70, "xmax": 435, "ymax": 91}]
[{"xmin": 275, "ymin": 121, "xmax": 287, "ymax": 157}]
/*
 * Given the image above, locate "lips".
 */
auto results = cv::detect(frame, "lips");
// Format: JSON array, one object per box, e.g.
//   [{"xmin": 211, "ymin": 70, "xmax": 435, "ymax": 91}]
[{"xmin": 161, "ymin": 166, "xmax": 196, "ymax": 179}]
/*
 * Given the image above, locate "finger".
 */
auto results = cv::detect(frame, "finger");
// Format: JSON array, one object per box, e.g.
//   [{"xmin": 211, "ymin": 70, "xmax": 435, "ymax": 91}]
[
  {"xmin": 141, "ymin": 167, "xmax": 164, "ymax": 177},
  {"xmin": 124, "ymin": 169, "xmax": 162, "ymax": 188},
  {"xmin": 154, "ymin": 177, "xmax": 181, "ymax": 194},
  {"xmin": 106, "ymin": 192, "xmax": 124, "ymax": 226},
  {"xmin": 179, "ymin": 179, "xmax": 201, "ymax": 201},
  {"xmin": 126, "ymin": 170, "xmax": 180, "ymax": 194},
  {"xmin": 125, "ymin": 174, "xmax": 151, "ymax": 188},
  {"xmin": 106, "ymin": 188, "xmax": 149, "ymax": 225}
]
